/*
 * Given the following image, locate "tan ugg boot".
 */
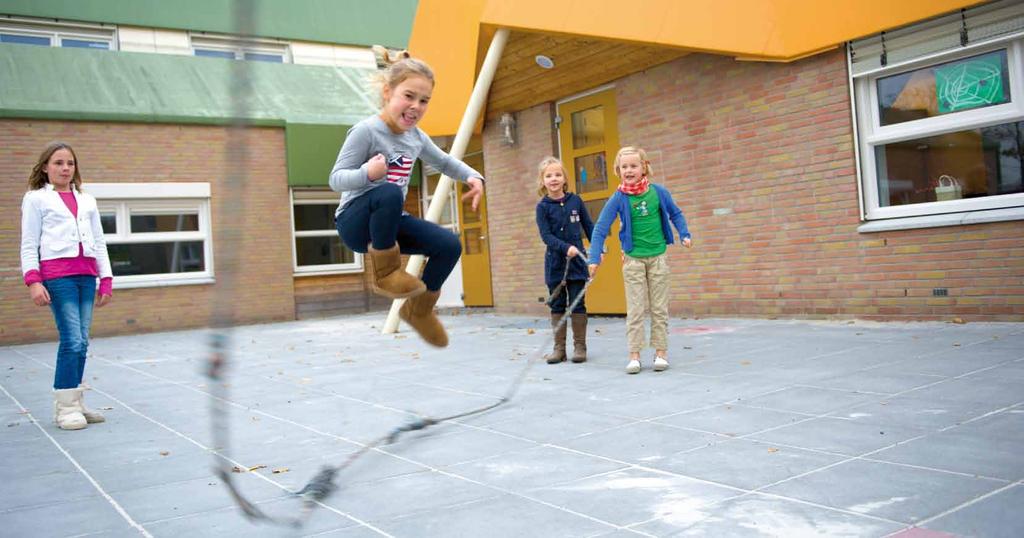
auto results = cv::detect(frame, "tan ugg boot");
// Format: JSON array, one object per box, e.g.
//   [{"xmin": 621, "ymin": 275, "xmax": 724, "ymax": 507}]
[
  {"xmin": 77, "ymin": 384, "xmax": 106, "ymax": 424},
  {"xmin": 54, "ymin": 388, "xmax": 87, "ymax": 430},
  {"xmin": 368, "ymin": 245, "xmax": 426, "ymax": 299},
  {"xmin": 399, "ymin": 290, "xmax": 448, "ymax": 347},
  {"xmin": 544, "ymin": 313, "xmax": 567, "ymax": 364},
  {"xmin": 570, "ymin": 313, "xmax": 588, "ymax": 363}
]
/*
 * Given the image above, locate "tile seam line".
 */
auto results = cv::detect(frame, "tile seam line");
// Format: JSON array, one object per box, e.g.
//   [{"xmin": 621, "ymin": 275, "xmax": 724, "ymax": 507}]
[{"xmin": 0, "ymin": 379, "xmax": 154, "ymax": 538}]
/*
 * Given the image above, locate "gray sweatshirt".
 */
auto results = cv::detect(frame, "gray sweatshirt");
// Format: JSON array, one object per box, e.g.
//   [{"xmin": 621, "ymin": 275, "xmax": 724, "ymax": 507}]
[{"xmin": 329, "ymin": 115, "xmax": 483, "ymax": 216}]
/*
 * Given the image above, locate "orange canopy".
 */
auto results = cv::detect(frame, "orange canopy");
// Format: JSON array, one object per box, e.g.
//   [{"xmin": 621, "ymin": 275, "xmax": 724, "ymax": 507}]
[{"xmin": 409, "ymin": 0, "xmax": 983, "ymax": 135}]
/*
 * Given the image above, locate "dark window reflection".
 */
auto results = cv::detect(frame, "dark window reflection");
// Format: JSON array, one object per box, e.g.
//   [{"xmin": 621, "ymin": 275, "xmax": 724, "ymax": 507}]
[{"xmin": 108, "ymin": 242, "xmax": 205, "ymax": 276}]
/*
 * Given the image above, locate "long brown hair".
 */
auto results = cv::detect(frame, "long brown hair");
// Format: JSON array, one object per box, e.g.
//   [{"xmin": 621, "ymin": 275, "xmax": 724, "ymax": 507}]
[{"xmin": 28, "ymin": 141, "xmax": 82, "ymax": 192}]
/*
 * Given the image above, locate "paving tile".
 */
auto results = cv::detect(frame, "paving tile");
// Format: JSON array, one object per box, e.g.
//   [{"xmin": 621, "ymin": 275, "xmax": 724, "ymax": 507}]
[
  {"xmin": 738, "ymin": 386, "xmax": 879, "ymax": 415},
  {"xmin": 924, "ymin": 484, "xmax": 1024, "ymax": 538},
  {"xmin": 447, "ymin": 445, "xmax": 626, "ymax": 491},
  {"xmin": 632, "ymin": 492, "xmax": 903, "ymax": 537},
  {"xmin": 654, "ymin": 438, "xmax": 845, "ymax": 491},
  {"xmin": 563, "ymin": 422, "xmax": 726, "ymax": 467},
  {"xmin": 370, "ymin": 494, "xmax": 612, "ymax": 538},
  {"xmin": 529, "ymin": 467, "xmax": 740, "ymax": 527},
  {"xmin": 869, "ymin": 429, "xmax": 1024, "ymax": 481},
  {"xmin": 653, "ymin": 403, "xmax": 807, "ymax": 437},
  {"xmin": 748, "ymin": 416, "xmax": 928, "ymax": 456},
  {"xmin": 763, "ymin": 459, "xmax": 1003, "ymax": 524}
]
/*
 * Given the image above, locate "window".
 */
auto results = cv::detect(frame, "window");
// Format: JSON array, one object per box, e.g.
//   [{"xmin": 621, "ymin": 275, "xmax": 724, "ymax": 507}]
[
  {"xmin": 0, "ymin": 18, "xmax": 114, "ymax": 50},
  {"xmin": 291, "ymin": 189, "xmax": 362, "ymax": 274},
  {"xmin": 191, "ymin": 34, "xmax": 288, "ymax": 63},
  {"xmin": 850, "ymin": 3, "xmax": 1024, "ymax": 224},
  {"xmin": 87, "ymin": 183, "xmax": 213, "ymax": 288}
]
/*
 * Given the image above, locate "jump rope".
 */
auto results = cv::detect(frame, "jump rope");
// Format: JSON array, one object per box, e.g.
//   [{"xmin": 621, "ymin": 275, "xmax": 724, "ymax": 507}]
[{"xmin": 207, "ymin": 253, "xmax": 594, "ymax": 527}]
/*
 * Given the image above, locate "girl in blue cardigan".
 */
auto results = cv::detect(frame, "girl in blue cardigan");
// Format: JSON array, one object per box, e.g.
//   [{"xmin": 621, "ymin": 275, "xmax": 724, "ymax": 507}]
[
  {"xmin": 535, "ymin": 157, "xmax": 594, "ymax": 363},
  {"xmin": 588, "ymin": 147, "xmax": 692, "ymax": 374}
]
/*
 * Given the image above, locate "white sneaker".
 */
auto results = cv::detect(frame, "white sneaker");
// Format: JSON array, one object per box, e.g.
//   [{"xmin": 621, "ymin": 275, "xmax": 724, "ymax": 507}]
[
  {"xmin": 625, "ymin": 359, "xmax": 641, "ymax": 374},
  {"xmin": 653, "ymin": 356, "xmax": 669, "ymax": 372}
]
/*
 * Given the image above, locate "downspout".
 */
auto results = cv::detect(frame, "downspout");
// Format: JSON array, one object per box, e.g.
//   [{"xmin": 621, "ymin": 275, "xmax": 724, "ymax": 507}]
[{"xmin": 382, "ymin": 27, "xmax": 510, "ymax": 334}]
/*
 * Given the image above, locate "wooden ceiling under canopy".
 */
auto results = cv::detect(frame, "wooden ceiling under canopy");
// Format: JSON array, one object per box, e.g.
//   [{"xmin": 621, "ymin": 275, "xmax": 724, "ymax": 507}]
[{"xmin": 484, "ymin": 30, "xmax": 688, "ymax": 120}]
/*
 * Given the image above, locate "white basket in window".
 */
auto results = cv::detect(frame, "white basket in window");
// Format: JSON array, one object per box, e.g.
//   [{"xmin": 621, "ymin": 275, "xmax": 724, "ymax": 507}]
[{"xmin": 934, "ymin": 175, "xmax": 963, "ymax": 201}]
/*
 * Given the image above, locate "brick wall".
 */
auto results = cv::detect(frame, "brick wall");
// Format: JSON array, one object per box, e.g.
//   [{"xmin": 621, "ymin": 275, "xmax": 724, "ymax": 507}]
[
  {"xmin": 482, "ymin": 50, "xmax": 1024, "ymax": 321},
  {"xmin": 1, "ymin": 120, "xmax": 297, "ymax": 344}
]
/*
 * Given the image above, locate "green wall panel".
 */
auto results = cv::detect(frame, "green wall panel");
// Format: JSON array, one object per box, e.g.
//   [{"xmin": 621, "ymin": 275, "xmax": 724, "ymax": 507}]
[
  {"xmin": 286, "ymin": 123, "xmax": 348, "ymax": 186},
  {"xmin": 0, "ymin": 0, "xmax": 416, "ymax": 48}
]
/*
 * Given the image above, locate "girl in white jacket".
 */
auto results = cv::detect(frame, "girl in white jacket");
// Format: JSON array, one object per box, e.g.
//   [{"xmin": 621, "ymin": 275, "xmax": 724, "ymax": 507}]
[{"xmin": 21, "ymin": 142, "xmax": 113, "ymax": 430}]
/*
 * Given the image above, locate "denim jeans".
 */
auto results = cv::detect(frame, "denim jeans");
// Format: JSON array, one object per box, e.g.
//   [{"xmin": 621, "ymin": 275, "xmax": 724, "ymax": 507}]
[
  {"xmin": 43, "ymin": 275, "xmax": 96, "ymax": 389},
  {"xmin": 336, "ymin": 183, "xmax": 462, "ymax": 291}
]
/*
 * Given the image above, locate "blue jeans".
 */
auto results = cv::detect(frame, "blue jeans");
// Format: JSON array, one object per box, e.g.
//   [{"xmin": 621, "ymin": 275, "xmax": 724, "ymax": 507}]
[
  {"xmin": 336, "ymin": 183, "xmax": 462, "ymax": 291},
  {"xmin": 44, "ymin": 275, "xmax": 96, "ymax": 390}
]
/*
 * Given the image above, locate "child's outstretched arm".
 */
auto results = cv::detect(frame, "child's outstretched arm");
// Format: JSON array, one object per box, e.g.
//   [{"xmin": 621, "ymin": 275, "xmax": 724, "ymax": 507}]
[
  {"xmin": 579, "ymin": 200, "xmax": 595, "ymax": 243},
  {"xmin": 328, "ymin": 123, "xmax": 378, "ymax": 192},
  {"xmin": 587, "ymin": 195, "xmax": 620, "ymax": 267},
  {"xmin": 665, "ymin": 193, "xmax": 692, "ymax": 248}
]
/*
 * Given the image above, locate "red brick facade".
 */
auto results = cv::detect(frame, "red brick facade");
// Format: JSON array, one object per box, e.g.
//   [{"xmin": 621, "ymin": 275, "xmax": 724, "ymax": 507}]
[
  {"xmin": 482, "ymin": 50, "xmax": 1024, "ymax": 321},
  {"xmin": 1, "ymin": 120, "xmax": 298, "ymax": 345}
]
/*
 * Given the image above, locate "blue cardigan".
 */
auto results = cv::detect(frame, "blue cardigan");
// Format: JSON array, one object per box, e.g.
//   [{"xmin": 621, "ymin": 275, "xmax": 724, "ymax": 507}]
[
  {"xmin": 536, "ymin": 192, "xmax": 594, "ymax": 285},
  {"xmin": 587, "ymin": 184, "xmax": 690, "ymax": 265}
]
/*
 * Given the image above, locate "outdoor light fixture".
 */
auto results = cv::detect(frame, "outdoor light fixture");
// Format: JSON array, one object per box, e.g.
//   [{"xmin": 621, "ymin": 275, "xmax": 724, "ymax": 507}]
[
  {"xmin": 499, "ymin": 112, "xmax": 517, "ymax": 146},
  {"xmin": 535, "ymin": 54, "xmax": 554, "ymax": 69}
]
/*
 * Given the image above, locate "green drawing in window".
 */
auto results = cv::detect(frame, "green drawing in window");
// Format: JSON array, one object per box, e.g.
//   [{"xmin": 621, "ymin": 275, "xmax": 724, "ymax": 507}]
[{"xmin": 935, "ymin": 53, "xmax": 1007, "ymax": 113}]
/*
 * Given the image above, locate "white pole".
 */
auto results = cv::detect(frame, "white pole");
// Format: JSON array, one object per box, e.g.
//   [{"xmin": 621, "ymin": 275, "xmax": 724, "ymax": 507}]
[{"xmin": 382, "ymin": 27, "xmax": 510, "ymax": 334}]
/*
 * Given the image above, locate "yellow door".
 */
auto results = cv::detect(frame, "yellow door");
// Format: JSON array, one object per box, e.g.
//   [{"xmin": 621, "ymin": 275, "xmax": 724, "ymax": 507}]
[
  {"xmin": 457, "ymin": 151, "xmax": 494, "ymax": 306},
  {"xmin": 558, "ymin": 89, "xmax": 625, "ymax": 314}
]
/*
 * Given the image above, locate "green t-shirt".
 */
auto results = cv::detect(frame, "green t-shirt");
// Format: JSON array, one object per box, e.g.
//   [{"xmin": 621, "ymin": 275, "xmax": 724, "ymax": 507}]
[{"xmin": 627, "ymin": 188, "xmax": 666, "ymax": 258}]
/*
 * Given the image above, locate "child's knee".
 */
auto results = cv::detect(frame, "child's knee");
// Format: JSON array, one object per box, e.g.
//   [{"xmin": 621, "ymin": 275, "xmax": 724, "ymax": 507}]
[{"xmin": 375, "ymin": 182, "xmax": 405, "ymax": 206}]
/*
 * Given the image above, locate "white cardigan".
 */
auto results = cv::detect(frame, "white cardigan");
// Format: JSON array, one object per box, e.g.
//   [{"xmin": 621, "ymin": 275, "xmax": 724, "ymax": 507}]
[{"xmin": 20, "ymin": 184, "xmax": 113, "ymax": 280}]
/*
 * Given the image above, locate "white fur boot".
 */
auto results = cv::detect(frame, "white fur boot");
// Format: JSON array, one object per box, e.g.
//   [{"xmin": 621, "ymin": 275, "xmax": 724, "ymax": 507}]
[
  {"xmin": 54, "ymin": 388, "xmax": 87, "ymax": 430},
  {"xmin": 77, "ymin": 384, "xmax": 106, "ymax": 424}
]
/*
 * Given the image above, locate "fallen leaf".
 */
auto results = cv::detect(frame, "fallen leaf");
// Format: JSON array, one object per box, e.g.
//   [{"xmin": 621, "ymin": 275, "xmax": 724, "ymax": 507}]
[
  {"xmin": 231, "ymin": 466, "xmax": 244, "ymax": 473},
  {"xmin": 953, "ymin": 343, "xmax": 961, "ymax": 347},
  {"xmin": 740, "ymin": 361, "xmax": 751, "ymax": 366},
  {"xmin": 527, "ymin": 328, "xmax": 535, "ymax": 335},
  {"xmin": 767, "ymin": 447, "xmax": 779, "ymax": 453},
  {"xmin": 247, "ymin": 464, "xmax": 267, "ymax": 472},
  {"xmin": 159, "ymin": 451, "xmax": 170, "ymax": 456},
  {"xmin": 952, "ymin": 317, "xmax": 966, "ymax": 324},
  {"xmin": 99, "ymin": 406, "xmax": 114, "ymax": 411},
  {"xmin": 272, "ymin": 468, "xmax": 289, "ymax": 474}
]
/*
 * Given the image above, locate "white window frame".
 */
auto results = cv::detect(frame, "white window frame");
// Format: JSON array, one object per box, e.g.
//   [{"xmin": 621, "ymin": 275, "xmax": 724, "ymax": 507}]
[
  {"xmin": 190, "ymin": 32, "xmax": 289, "ymax": 63},
  {"xmin": 290, "ymin": 189, "xmax": 363, "ymax": 275},
  {"xmin": 0, "ymin": 16, "xmax": 116, "ymax": 50},
  {"xmin": 86, "ymin": 183, "xmax": 214, "ymax": 289},
  {"xmin": 853, "ymin": 36, "xmax": 1024, "ymax": 224},
  {"xmin": 420, "ymin": 165, "xmax": 460, "ymax": 234}
]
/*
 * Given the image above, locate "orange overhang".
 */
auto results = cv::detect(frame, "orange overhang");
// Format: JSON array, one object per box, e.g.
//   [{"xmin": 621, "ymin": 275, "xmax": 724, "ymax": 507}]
[{"xmin": 409, "ymin": 0, "xmax": 985, "ymax": 135}]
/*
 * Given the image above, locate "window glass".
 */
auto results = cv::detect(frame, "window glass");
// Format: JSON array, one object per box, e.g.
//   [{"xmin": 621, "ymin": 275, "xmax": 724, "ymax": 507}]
[
  {"xmin": 571, "ymin": 106, "xmax": 605, "ymax": 149},
  {"xmin": 0, "ymin": 33, "xmax": 50, "ymax": 46},
  {"xmin": 108, "ymin": 241, "xmax": 205, "ymax": 276},
  {"xmin": 195, "ymin": 48, "xmax": 235, "ymax": 59},
  {"xmin": 293, "ymin": 204, "xmax": 334, "ymax": 232},
  {"xmin": 100, "ymin": 213, "xmax": 117, "ymax": 234},
  {"xmin": 877, "ymin": 50, "xmax": 1010, "ymax": 126},
  {"xmin": 244, "ymin": 52, "xmax": 283, "ymax": 63},
  {"xmin": 574, "ymin": 152, "xmax": 608, "ymax": 194},
  {"xmin": 61, "ymin": 38, "xmax": 109, "ymax": 50},
  {"xmin": 874, "ymin": 120, "xmax": 1024, "ymax": 207},
  {"xmin": 295, "ymin": 236, "xmax": 353, "ymax": 266},
  {"xmin": 130, "ymin": 213, "xmax": 199, "ymax": 233}
]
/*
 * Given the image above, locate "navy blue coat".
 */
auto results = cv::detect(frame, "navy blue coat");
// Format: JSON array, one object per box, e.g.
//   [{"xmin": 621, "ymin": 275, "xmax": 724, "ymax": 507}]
[{"xmin": 536, "ymin": 193, "xmax": 594, "ymax": 286}]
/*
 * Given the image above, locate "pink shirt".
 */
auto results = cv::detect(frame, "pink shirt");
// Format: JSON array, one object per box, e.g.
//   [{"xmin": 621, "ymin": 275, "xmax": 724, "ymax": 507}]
[{"xmin": 24, "ymin": 191, "xmax": 113, "ymax": 296}]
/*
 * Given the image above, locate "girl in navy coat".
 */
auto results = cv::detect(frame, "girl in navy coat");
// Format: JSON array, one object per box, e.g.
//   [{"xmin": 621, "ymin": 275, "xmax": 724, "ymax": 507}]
[{"xmin": 535, "ymin": 157, "xmax": 594, "ymax": 363}]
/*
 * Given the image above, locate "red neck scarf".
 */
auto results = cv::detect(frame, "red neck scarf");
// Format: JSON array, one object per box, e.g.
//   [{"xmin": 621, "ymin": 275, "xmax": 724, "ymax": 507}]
[{"xmin": 618, "ymin": 176, "xmax": 650, "ymax": 196}]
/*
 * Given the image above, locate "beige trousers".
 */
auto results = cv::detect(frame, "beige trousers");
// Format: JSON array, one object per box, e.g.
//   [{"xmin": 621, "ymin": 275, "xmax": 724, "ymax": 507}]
[{"xmin": 622, "ymin": 252, "xmax": 670, "ymax": 352}]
